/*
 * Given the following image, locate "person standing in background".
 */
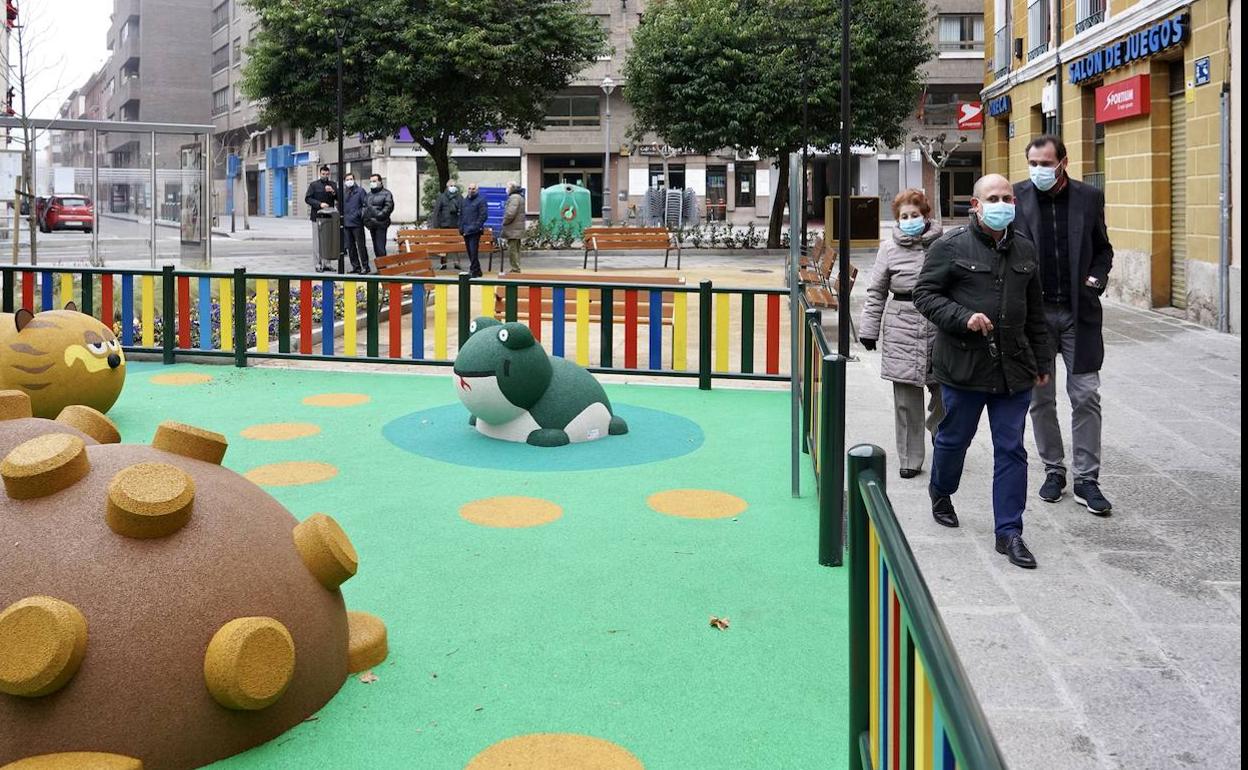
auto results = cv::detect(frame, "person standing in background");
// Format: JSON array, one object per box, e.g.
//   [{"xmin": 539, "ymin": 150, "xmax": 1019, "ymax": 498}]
[
  {"xmin": 341, "ymin": 173, "xmax": 369, "ymax": 274},
  {"xmin": 362, "ymin": 174, "xmax": 395, "ymax": 267},
  {"xmin": 860, "ymin": 189, "xmax": 945, "ymax": 479},
  {"xmin": 501, "ymin": 181, "xmax": 526, "ymax": 274},
  {"xmin": 458, "ymin": 183, "xmax": 488, "ymax": 278},
  {"xmin": 1013, "ymin": 135, "xmax": 1115, "ymax": 515},
  {"xmin": 430, "ymin": 180, "xmax": 464, "ymax": 270},
  {"xmin": 304, "ymin": 164, "xmax": 336, "ymax": 270}
]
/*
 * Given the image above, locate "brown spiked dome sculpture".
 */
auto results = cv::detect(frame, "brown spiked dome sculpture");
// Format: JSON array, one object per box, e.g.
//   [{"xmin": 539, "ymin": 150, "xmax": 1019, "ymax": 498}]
[{"xmin": 0, "ymin": 390, "xmax": 387, "ymax": 770}]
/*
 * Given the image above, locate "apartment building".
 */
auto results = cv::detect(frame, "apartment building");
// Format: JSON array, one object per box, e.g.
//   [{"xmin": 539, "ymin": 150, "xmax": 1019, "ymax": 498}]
[{"xmin": 982, "ymin": 0, "xmax": 1237, "ymax": 329}]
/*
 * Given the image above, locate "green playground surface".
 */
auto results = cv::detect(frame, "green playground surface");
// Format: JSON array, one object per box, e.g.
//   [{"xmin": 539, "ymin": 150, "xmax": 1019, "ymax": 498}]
[{"xmin": 116, "ymin": 362, "xmax": 849, "ymax": 769}]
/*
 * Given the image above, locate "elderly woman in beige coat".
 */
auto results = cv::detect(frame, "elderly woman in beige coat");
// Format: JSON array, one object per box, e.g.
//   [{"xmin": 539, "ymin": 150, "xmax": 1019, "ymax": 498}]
[{"xmin": 860, "ymin": 189, "xmax": 945, "ymax": 479}]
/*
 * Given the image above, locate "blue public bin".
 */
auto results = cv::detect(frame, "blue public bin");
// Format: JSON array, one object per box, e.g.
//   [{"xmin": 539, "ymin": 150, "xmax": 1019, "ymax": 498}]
[{"xmin": 479, "ymin": 187, "xmax": 508, "ymax": 233}]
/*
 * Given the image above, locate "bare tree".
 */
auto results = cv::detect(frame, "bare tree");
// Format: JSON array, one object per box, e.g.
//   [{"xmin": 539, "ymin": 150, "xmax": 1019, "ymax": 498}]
[
  {"xmin": 7, "ymin": 2, "xmax": 70, "ymax": 264},
  {"xmin": 910, "ymin": 132, "xmax": 968, "ymax": 226},
  {"xmin": 213, "ymin": 129, "xmax": 262, "ymax": 234}
]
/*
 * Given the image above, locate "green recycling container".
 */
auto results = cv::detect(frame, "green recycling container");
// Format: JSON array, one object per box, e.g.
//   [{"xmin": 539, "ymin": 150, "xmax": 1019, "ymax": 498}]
[{"xmin": 540, "ymin": 182, "xmax": 592, "ymax": 238}]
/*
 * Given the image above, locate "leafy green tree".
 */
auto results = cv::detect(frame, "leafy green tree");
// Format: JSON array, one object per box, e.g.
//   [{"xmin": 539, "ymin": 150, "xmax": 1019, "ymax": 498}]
[
  {"xmin": 242, "ymin": 0, "xmax": 608, "ymax": 188},
  {"xmin": 624, "ymin": 0, "xmax": 933, "ymax": 247}
]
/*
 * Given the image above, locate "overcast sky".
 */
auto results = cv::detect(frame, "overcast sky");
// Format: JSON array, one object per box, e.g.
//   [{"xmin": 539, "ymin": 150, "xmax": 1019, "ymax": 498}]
[{"xmin": 11, "ymin": 0, "xmax": 112, "ymax": 119}]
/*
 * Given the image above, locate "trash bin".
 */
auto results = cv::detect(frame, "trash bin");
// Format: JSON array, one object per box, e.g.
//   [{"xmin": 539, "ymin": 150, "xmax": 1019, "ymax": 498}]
[
  {"xmin": 539, "ymin": 183, "xmax": 591, "ymax": 239},
  {"xmin": 314, "ymin": 207, "xmax": 341, "ymax": 272}
]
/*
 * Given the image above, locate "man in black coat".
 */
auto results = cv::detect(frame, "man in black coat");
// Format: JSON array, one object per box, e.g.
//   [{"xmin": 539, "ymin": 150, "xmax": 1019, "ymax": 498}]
[
  {"xmin": 304, "ymin": 164, "xmax": 337, "ymax": 270},
  {"xmin": 458, "ymin": 183, "xmax": 489, "ymax": 278},
  {"xmin": 429, "ymin": 180, "xmax": 463, "ymax": 270},
  {"xmin": 341, "ymin": 172, "xmax": 369, "ymax": 274},
  {"xmin": 362, "ymin": 174, "xmax": 395, "ymax": 265},
  {"xmin": 914, "ymin": 173, "xmax": 1052, "ymax": 569},
  {"xmin": 1014, "ymin": 135, "xmax": 1114, "ymax": 515}
]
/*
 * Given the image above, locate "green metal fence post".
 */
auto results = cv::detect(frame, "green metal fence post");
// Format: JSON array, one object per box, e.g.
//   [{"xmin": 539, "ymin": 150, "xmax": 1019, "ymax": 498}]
[
  {"xmin": 80, "ymin": 272, "xmax": 94, "ymax": 317},
  {"xmin": 278, "ymin": 277, "xmax": 292, "ymax": 354},
  {"xmin": 698, "ymin": 280, "xmax": 712, "ymax": 390},
  {"xmin": 233, "ymin": 268, "xmax": 247, "ymax": 368},
  {"xmin": 1, "ymin": 268, "xmax": 14, "ymax": 313},
  {"xmin": 847, "ymin": 443, "xmax": 886, "ymax": 770},
  {"xmin": 457, "ymin": 272, "xmax": 471, "ymax": 348},
  {"xmin": 819, "ymin": 353, "xmax": 846, "ymax": 566},
  {"xmin": 504, "ymin": 282, "xmax": 518, "ymax": 322},
  {"xmin": 366, "ymin": 280, "xmax": 379, "ymax": 357},
  {"xmin": 801, "ymin": 307, "xmax": 820, "ymax": 452},
  {"xmin": 600, "ymin": 287, "xmax": 614, "ymax": 368},
  {"xmin": 161, "ymin": 265, "xmax": 175, "ymax": 365}
]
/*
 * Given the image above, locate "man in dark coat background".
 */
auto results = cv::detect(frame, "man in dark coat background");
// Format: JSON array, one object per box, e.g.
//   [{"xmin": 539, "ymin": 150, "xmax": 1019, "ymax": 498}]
[
  {"xmin": 914, "ymin": 173, "xmax": 1052, "ymax": 569},
  {"xmin": 430, "ymin": 180, "xmax": 464, "ymax": 270},
  {"xmin": 1014, "ymin": 135, "xmax": 1114, "ymax": 515},
  {"xmin": 304, "ymin": 164, "xmax": 337, "ymax": 270},
  {"xmin": 341, "ymin": 172, "xmax": 369, "ymax": 274},
  {"xmin": 458, "ymin": 183, "xmax": 488, "ymax": 278},
  {"xmin": 362, "ymin": 174, "xmax": 395, "ymax": 266}
]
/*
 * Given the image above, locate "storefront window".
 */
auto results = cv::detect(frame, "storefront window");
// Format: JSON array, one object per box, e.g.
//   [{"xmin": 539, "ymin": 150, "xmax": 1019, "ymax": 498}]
[
  {"xmin": 649, "ymin": 163, "xmax": 685, "ymax": 189},
  {"xmin": 736, "ymin": 163, "xmax": 756, "ymax": 206},
  {"xmin": 706, "ymin": 166, "xmax": 728, "ymax": 221}
]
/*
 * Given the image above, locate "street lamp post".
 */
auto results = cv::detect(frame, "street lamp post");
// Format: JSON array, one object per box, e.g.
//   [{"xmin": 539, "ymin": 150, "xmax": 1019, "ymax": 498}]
[
  {"xmin": 601, "ymin": 76, "xmax": 616, "ymax": 224},
  {"xmin": 334, "ymin": 25, "xmax": 346, "ymax": 275}
]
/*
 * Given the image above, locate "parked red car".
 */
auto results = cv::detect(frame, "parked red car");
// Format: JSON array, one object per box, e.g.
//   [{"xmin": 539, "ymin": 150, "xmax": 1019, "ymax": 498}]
[{"xmin": 39, "ymin": 195, "xmax": 94, "ymax": 233}]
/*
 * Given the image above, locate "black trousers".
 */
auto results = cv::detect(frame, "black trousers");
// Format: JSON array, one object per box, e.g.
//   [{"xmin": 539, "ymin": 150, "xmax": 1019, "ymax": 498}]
[
  {"xmin": 345, "ymin": 226, "xmax": 369, "ymax": 270},
  {"xmin": 463, "ymin": 232, "xmax": 482, "ymax": 277},
  {"xmin": 368, "ymin": 225, "xmax": 388, "ymax": 260}
]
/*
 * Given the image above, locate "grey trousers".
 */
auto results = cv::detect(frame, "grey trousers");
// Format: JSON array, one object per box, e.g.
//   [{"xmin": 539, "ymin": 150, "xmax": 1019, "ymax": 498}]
[
  {"xmin": 893, "ymin": 382, "xmax": 945, "ymax": 471},
  {"xmin": 1030, "ymin": 302, "xmax": 1102, "ymax": 481}
]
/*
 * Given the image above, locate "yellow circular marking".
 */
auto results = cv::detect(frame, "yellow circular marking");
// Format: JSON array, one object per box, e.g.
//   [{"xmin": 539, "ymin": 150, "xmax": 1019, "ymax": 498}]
[
  {"xmin": 203, "ymin": 617, "xmax": 295, "ymax": 711},
  {"xmin": 0, "ymin": 389, "xmax": 33, "ymax": 421},
  {"xmin": 646, "ymin": 489, "xmax": 748, "ymax": 520},
  {"xmin": 346, "ymin": 611, "xmax": 388, "ymax": 673},
  {"xmin": 240, "ymin": 422, "xmax": 322, "ymax": 441},
  {"xmin": 150, "ymin": 372, "xmax": 213, "ymax": 386},
  {"xmin": 301, "ymin": 393, "xmax": 371, "ymax": 408},
  {"xmin": 466, "ymin": 734, "xmax": 644, "ymax": 770},
  {"xmin": 0, "ymin": 596, "xmax": 89, "ymax": 698},
  {"xmin": 244, "ymin": 461, "xmax": 338, "ymax": 487},
  {"xmin": 106, "ymin": 463, "xmax": 195, "ymax": 539},
  {"xmin": 55, "ymin": 405, "xmax": 121, "ymax": 444},
  {"xmin": 0, "ymin": 753, "xmax": 143, "ymax": 770},
  {"xmin": 293, "ymin": 513, "xmax": 358, "ymax": 590},
  {"xmin": 152, "ymin": 421, "xmax": 228, "ymax": 465},
  {"xmin": 1, "ymin": 433, "xmax": 90, "ymax": 500},
  {"xmin": 459, "ymin": 497, "xmax": 563, "ymax": 529}
]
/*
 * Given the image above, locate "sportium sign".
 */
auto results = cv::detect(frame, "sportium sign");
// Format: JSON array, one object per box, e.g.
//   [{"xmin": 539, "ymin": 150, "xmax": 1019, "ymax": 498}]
[
  {"xmin": 1068, "ymin": 14, "xmax": 1188, "ymax": 85},
  {"xmin": 956, "ymin": 102, "xmax": 984, "ymax": 130},
  {"xmin": 1095, "ymin": 75, "xmax": 1151, "ymax": 123}
]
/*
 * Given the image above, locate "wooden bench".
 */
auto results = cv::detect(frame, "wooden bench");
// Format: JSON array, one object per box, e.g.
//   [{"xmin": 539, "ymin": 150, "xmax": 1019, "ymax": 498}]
[
  {"xmin": 492, "ymin": 272, "xmax": 685, "ymax": 326},
  {"xmin": 396, "ymin": 228, "xmax": 502, "ymax": 271},
  {"xmin": 799, "ymin": 238, "xmax": 839, "ymax": 286},
  {"xmin": 581, "ymin": 226, "xmax": 680, "ymax": 272},
  {"xmin": 804, "ymin": 265, "xmax": 859, "ymax": 310}
]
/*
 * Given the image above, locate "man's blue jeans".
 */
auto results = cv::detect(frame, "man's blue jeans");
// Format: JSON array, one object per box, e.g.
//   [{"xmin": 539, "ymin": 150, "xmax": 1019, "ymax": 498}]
[{"xmin": 930, "ymin": 384, "xmax": 1033, "ymax": 537}]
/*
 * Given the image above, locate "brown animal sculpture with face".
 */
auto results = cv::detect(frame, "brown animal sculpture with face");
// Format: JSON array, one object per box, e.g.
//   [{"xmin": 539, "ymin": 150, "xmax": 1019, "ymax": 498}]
[{"xmin": 0, "ymin": 304, "xmax": 127, "ymax": 418}]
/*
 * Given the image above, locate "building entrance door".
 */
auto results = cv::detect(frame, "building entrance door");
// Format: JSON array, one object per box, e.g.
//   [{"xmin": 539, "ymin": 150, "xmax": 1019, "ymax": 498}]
[
  {"xmin": 878, "ymin": 160, "xmax": 900, "ymax": 217},
  {"xmin": 541, "ymin": 156, "xmax": 603, "ymax": 217}
]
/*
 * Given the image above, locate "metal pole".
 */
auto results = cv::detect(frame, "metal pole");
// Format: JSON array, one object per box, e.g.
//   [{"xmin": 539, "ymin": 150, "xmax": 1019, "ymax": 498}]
[
  {"xmin": 336, "ymin": 28, "xmax": 346, "ymax": 276},
  {"xmin": 801, "ymin": 66, "xmax": 809, "ymax": 251},
  {"xmin": 789, "ymin": 152, "xmax": 802, "ymax": 498},
  {"xmin": 150, "ymin": 131, "xmax": 157, "ymax": 268},
  {"xmin": 204, "ymin": 131, "xmax": 213, "ymax": 268},
  {"xmin": 30, "ymin": 129, "xmax": 37, "ymax": 267},
  {"xmin": 602, "ymin": 87, "xmax": 612, "ymax": 224},
  {"xmin": 837, "ymin": 0, "xmax": 852, "ymax": 356},
  {"xmin": 91, "ymin": 129, "xmax": 99, "ymax": 266},
  {"xmin": 1218, "ymin": 85, "xmax": 1230, "ymax": 333}
]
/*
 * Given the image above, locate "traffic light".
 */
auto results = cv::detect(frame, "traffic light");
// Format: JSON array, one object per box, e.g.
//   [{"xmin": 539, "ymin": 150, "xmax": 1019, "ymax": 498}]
[{"xmin": 5, "ymin": 1, "xmax": 17, "ymax": 30}]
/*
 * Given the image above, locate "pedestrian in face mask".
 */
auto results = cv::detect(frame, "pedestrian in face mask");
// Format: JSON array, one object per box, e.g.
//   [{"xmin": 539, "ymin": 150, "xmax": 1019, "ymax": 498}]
[
  {"xmin": 341, "ymin": 173, "xmax": 370, "ymax": 273},
  {"xmin": 458, "ymin": 183, "xmax": 488, "ymax": 278},
  {"xmin": 361, "ymin": 174, "xmax": 395, "ymax": 264},
  {"xmin": 859, "ymin": 189, "xmax": 945, "ymax": 479},
  {"xmin": 430, "ymin": 180, "xmax": 464, "ymax": 270},
  {"xmin": 912, "ymin": 173, "xmax": 1052, "ymax": 570},
  {"xmin": 1013, "ymin": 135, "xmax": 1115, "ymax": 515}
]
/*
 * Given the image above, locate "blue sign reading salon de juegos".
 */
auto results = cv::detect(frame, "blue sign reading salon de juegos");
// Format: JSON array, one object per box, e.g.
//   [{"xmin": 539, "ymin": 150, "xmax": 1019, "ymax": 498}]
[{"xmin": 1068, "ymin": 13, "xmax": 1189, "ymax": 85}]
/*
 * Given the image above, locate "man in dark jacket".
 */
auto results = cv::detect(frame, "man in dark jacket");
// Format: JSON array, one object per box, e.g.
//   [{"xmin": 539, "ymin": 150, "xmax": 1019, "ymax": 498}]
[
  {"xmin": 429, "ymin": 180, "xmax": 463, "ymax": 270},
  {"xmin": 913, "ymin": 173, "xmax": 1052, "ymax": 569},
  {"xmin": 304, "ymin": 164, "xmax": 337, "ymax": 270},
  {"xmin": 458, "ymin": 182, "xmax": 488, "ymax": 278},
  {"xmin": 1014, "ymin": 135, "xmax": 1114, "ymax": 515},
  {"xmin": 341, "ymin": 173, "xmax": 369, "ymax": 274},
  {"xmin": 362, "ymin": 174, "xmax": 395, "ymax": 264}
]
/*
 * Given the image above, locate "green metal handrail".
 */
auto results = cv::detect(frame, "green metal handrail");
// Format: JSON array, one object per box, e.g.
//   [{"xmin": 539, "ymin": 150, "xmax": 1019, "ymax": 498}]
[{"xmin": 847, "ymin": 444, "xmax": 1008, "ymax": 770}]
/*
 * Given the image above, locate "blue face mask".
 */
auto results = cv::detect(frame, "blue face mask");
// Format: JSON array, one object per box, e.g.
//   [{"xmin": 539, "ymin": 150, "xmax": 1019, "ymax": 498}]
[
  {"xmin": 978, "ymin": 202, "xmax": 1016, "ymax": 231},
  {"xmin": 1029, "ymin": 165, "xmax": 1058, "ymax": 191},
  {"xmin": 898, "ymin": 218, "xmax": 926, "ymax": 237}
]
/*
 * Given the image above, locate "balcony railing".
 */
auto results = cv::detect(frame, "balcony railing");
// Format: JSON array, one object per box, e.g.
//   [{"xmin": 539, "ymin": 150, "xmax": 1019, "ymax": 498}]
[
  {"xmin": 1028, "ymin": 42, "xmax": 1050, "ymax": 60},
  {"xmin": 938, "ymin": 40, "xmax": 985, "ymax": 52},
  {"xmin": 1075, "ymin": 5, "xmax": 1106, "ymax": 33}
]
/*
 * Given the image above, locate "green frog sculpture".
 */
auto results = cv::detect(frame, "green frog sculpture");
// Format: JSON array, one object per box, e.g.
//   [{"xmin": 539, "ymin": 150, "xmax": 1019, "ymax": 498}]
[{"xmin": 453, "ymin": 317, "xmax": 628, "ymax": 447}]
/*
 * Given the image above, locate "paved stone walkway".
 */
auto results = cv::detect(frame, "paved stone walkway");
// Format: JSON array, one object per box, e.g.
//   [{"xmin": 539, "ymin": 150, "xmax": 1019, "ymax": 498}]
[{"xmin": 840, "ymin": 281, "xmax": 1241, "ymax": 769}]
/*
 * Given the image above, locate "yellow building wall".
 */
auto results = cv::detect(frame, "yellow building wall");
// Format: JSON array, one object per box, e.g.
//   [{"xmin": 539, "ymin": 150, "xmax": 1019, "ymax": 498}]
[{"xmin": 1183, "ymin": 0, "xmax": 1230, "ymax": 267}]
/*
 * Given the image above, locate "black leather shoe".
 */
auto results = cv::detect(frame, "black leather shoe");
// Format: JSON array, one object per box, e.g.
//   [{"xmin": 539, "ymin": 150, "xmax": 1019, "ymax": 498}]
[
  {"xmin": 995, "ymin": 535, "xmax": 1037, "ymax": 569},
  {"xmin": 1038, "ymin": 472, "xmax": 1066, "ymax": 502},
  {"xmin": 931, "ymin": 495, "xmax": 959, "ymax": 528},
  {"xmin": 1073, "ymin": 481, "xmax": 1113, "ymax": 516},
  {"xmin": 899, "ymin": 468, "xmax": 921, "ymax": 479}
]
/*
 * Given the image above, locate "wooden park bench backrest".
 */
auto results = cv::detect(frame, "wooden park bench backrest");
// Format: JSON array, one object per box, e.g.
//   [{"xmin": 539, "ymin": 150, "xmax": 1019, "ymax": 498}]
[
  {"xmin": 374, "ymin": 251, "xmax": 436, "ymax": 278},
  {"xmin": 492, "ymin": 273, "xmax": 685, "ymax": 325},
  {"xmin": 589, "ymin": 232, "xmax": 672, "ymax": 251},
  {"xmin": 581, "ymin": 225, "xmax": 671, "ymax": 243},
  {"xmin": 397, "ymin": 228, "xmax": 497, "ymax": 257}
]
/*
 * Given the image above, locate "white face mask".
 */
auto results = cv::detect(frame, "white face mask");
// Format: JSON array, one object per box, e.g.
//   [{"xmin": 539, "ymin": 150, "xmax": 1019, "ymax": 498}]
[
  {"xmin": 345, "ymin": 179, "xmax": 355, "ymax": 187},
  {"xmin": 448, "ymin": 186, "xmax": 458, "ymax": 194},
  {"xmin": 369, "ymin": 182, "xmax": 380, "ymax": 190}
]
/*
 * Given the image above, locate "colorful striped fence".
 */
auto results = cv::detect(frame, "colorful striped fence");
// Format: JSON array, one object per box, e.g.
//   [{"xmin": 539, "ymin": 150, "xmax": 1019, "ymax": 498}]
[
  {"xmin": 847, "ymin": 445, "xmax": 1009, "ymax": 770},
  {"xmin": 798, "ymin": 298, "xmax": 847, "ymax": 567},
  {"xmin": 0, "ymin": 267, "xmax": 790, "ymax": 387}
]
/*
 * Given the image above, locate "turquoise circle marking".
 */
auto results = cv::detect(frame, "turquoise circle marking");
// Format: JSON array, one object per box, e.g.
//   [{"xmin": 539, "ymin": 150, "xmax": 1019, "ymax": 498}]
[{"xmin": 381, "ymin": 403, "xmax": 703, "ymax": 471}]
